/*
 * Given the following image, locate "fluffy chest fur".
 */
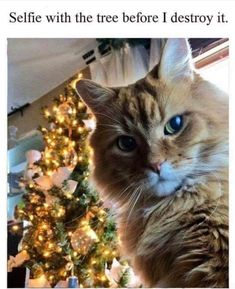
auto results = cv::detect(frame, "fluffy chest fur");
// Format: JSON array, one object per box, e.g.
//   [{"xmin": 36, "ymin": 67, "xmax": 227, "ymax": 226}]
[{"xmin": 118, "ymin": 182, "xmax": 228, "ymax": 287}]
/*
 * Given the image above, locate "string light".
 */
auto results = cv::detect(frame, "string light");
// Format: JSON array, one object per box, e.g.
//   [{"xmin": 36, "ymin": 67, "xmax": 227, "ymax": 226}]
[
  {"xmin": 56, "ymin": 247, "xmax": 62, "ymax": 253},
  {"xmin": 46, "ymin": 170, "xmax": 53, "ymax": 176},
  {"xmin": 12, "ymin": 225, "xmax": 19, "ymax": 232},
  {"xmin": 57, "ymin": 127, "xmax": 63, "ymax": 134},
  {"xmin": 100, "ymin": 275, "xmax": 107, "ymax": 282},
  {"xmin": 58, "ymin": 116, "xmax": 65, "ymax": 123},
  {"xmin": 48, "ymin": 242, "xmax": 54, "ymax": 249},
  {"xmin": 78, "ymin": 102, "xmax": 85, "ymax": 109},
  {"xmin": 53, "ymin": 106, "xmax": 58, "ymax": 112},
  {"xmin": 44, "ymin": 109, "xmax": 50, "ymax": 117},
  {"xmin": 78, "ymin": 127, "xmax": 84, "ymax": 133},
  {"xmin": 41, "ymin": 224, "xmax": 48, "ymax": 230},
  {"xmin": 43, "ymin": 251, "xmax": 50, "ymax": 258},
  {"xmin": 45, "ymin": 263, "xmax": 50, "ymax": 268},
  {"xmin": 14, "ymin": 76, "xmax": 121, "ymax": 287},
  {"xmin": 38, "ymin": 235, "xmax": 44, "ymax": 241},
  {"xmin": 45, "ymin": 151, "xmax": 51, "ymax": 158}
]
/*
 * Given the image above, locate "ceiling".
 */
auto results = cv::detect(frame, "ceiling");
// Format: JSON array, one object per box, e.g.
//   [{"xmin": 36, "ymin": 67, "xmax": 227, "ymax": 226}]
[
  {"xmin": 8, "ymin": 38, "xmax": 223, "ymax": 114},
  {"xmin": 8, "ymin": 38, "xmax": 97, "ymax": 113}
]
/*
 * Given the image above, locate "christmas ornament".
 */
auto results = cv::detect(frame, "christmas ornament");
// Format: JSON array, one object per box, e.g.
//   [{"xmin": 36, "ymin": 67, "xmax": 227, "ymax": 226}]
[
  {"xmin": 25, "ymin": 150, "xmax": 41, "ymax": 164},
  {"xmin": 105, "ymin": 258, "xmax": 141, "ymax": 288},
  {"xmin": 28, "ymin": 274, "xmax": 51, "ymax": 288},
  {"xmin": 8, "ymin": 250, "xmax": 30, "ymax": 272},
  {"xmin": 66, "ymin": 180, "xmax": 78, "ymax": 193},
  {"xmin": 68, "ymin": 276, "xmax": 79, "ymax": 288},
  {"xmin": 25, "ymin": 166, "xmax": 42, "ymax": 180},
  {"xmin": 71, "ymin": 224, "xmax": 98, "ymax": 254},
  {"xmin": 43, "ymin": 191, "xmax": 59, "ymax": 206},
  {"xmin": 55, "ymin": 280, "xmax": 68, "ymax": 288},
  {"xmin": 105, "ymin": 258, "xmax": 124, "ymax": 287},
  {"xmin": 35, "ymin": 175, "xmax": 53, "ymax": 190},
  {"xmin": 82, "ymin": 119, "xmax": 96, "ymax": 130},
  {"xmin": 57, "ymin": 102, "xmax": 73, "ymax": 124},
  {"xmin": 126, "ymin": 267, "xmax": 141, "ymax": 287},
  {"xmin": 51, "ymin": 167, "xmax": 71, "ymax": 187}
]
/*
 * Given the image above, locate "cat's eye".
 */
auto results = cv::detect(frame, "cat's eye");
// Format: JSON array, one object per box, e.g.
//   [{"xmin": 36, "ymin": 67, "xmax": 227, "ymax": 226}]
[
  {"xmin": 164, "ymin": 115, "xmax": 183, "ymax": 135},
  {"xmin": 117, "ymin": 135, "xmax": 137, "ymax": 152}
]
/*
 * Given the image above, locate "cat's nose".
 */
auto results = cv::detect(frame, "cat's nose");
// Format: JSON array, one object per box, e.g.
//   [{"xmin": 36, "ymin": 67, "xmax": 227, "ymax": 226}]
[{"xmin": 149, "ymin": 161, "xmax": 163, "ymax": 174}]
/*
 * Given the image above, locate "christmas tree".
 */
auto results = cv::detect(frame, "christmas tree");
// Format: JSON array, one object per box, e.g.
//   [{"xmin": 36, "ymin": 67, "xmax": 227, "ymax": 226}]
[{"xmin": 9, "ymin": 73, "xmax": 131, "ymax": 287}]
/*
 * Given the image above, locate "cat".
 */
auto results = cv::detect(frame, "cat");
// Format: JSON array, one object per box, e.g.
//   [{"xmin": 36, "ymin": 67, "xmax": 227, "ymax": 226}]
[{"xmin": 75, "ymin": 38, "xmax": 228, "ymax": 288}]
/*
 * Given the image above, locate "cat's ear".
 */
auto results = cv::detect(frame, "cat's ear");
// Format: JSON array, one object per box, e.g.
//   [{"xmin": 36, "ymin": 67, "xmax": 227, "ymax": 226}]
[
  {"xmin": 159, "ymin": 38, "xmax": 194, "ymax": 83},
  {"xmin": 75, "ymin": 79, "xmax": 116, "ymax": 114}
]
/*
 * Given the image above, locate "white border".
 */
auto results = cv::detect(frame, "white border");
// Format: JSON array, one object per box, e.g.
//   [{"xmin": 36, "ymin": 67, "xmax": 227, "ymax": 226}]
[{"xmin": 1, "ymin": 1, "xmax": 234, "ymax": 288}]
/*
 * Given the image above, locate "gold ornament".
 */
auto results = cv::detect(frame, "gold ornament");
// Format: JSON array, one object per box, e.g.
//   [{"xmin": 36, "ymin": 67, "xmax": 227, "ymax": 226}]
[{"xmin": 71, "ymin": 223, "xmax": 98, "ymax": 255}]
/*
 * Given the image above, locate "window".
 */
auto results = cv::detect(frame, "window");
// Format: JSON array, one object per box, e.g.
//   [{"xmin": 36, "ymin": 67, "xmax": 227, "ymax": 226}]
[{"xmin": 194, "ymin": 40, "xmax": 229, "ymax": 94}]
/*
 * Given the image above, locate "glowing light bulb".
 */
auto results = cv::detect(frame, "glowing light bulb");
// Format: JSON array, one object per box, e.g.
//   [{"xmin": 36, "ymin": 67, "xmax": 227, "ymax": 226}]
[
  {"xmin": 48, "ymin": 242, "xmax": 54, "ymax": 249},
  {"xmin": 42, "ymin": 224, "xmax": 48, "ymax": 230},
  {"xmin": 53, "ymin": 105, "xmax": 58, "ymax": 111},
  {"xmin": 57, "ymin": 127, "xmax": 63, "ymax": 134},
  {"xmin": 78, "ymin": 102, "xmax": 85, "ymax": 109},
  {"xmin": 81, "ymin": 220, "xmax": 88, "ymax": 226},
  {"xmin": 100, "ymin": 275, "xmax": 107, "ymax": 281},
  {"xmin": 78, "ymin": 127, "xmax": 84, "ymax": 133},
  {"xmin": 38, "ymin": 235, "xmax": 44, "ymax": 241},
  {"xmin": 45, "ymin": 151, "xmax": 51, "ymax": 158},
  {"xmin": 12, "ymin": 225, "xmax": 19, "ymax": 231},
  {"xmin": 44, "ymin": 110, "xmax": 50, "ymax": 117},
  {"xmin": 43, "ymin": 251, "xmax": 50, "ymax": 258},
  {"xmin": 57, "ymin": 247, "xmax": 62, "ymax": 253},
  {"xmin": 58, "ymin": 116, "xmax": 65, "ymax": 123}
]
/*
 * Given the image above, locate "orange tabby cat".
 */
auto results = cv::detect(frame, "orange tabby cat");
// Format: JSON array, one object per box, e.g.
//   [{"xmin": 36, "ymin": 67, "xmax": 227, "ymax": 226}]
[{"xmin": 75, "ymin": 39, "xmax": 228, "ymax": 287}]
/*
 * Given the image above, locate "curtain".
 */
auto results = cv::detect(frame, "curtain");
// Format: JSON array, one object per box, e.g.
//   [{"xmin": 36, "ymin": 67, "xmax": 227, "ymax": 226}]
[{"xmin": 89, "ymin": 39, "xmax": 164, "ymax": 87}]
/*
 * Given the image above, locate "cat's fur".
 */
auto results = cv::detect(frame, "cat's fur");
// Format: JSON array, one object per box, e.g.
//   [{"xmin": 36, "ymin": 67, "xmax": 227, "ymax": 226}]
[{"xmin": 75, "ymin": 39, "xmax": 228, "ymax": 287}]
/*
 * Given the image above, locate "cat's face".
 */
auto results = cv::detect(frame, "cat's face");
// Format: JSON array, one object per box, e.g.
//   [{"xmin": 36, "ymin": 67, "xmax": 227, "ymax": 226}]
[{"xmin": 76, "ymin": 39, "xmax": 228, "ymax": 204}]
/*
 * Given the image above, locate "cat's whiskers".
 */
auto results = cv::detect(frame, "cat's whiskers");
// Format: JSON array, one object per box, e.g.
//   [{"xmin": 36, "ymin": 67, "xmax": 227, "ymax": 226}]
[{"xmin": 123, "ymin": 185, "xmax": 143, "ymax": 234}]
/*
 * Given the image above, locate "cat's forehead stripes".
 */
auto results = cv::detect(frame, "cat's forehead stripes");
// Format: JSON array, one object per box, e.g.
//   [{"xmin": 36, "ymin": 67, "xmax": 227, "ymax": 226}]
[{"xmin": 117, "ymin": 79, "xmax": 163, "ymax": 130}]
